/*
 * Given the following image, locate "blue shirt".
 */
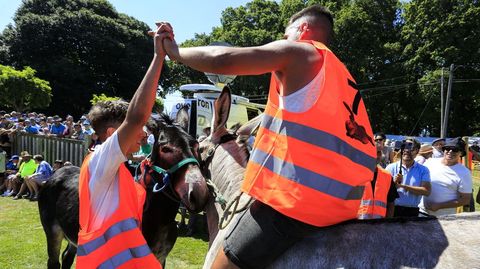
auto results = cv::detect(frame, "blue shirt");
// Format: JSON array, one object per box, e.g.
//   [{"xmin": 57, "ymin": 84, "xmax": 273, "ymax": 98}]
[
  {"xmin": 385, "ymin": 161, "xmax": 430, "ymax": 207},
  {"xmin": 25, "ymin": 125, "xmax": 39, "ymax": 134},
  {"xmin": 50, "ymin": 124, "xmax": 66, "ymax": 135},
  {"xmin": 35, "ymin": 161, "xmax": 53, "ymax": 181}
]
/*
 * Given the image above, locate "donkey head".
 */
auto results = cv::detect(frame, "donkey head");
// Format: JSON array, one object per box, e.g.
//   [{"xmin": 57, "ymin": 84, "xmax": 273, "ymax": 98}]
[
  {"xmin": 148, "ymin": 108, "xmax": 209, "ymax": 212},
  {"xmin": 198, "ymin": 87, "xmax": 250, "ymax": 198}
]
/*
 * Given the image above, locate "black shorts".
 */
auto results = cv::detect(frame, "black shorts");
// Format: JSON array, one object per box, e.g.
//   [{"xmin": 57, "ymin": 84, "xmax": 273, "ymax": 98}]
[{"xmin": 223, "ymin": 200, "xmax": 319, "ymax": 269}]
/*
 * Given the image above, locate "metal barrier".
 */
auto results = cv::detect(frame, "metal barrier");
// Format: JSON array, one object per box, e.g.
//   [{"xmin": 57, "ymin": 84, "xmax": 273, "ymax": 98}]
[{"xmin": 13, "ymin": 133, "xmax": 89, "ymax": 166}]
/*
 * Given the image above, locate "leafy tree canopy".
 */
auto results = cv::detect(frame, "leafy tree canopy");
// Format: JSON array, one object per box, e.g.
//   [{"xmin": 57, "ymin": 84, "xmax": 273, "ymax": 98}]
[
  {"xmin": 0, "ymin": 64, "xmax": 52, "ymax": 112},
  {"xmin": 0, "ymin": 0, "xmax": 153, "ymax": 117}
]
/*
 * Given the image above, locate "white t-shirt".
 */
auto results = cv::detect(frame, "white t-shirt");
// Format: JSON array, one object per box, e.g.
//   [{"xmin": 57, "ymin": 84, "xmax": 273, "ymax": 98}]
[
  {"xmin": 420, "ymin": 158, "xmax": 472, "ymax": 216},
  {"xmin": 88, "ymin": 131, "xmax": 127, "ymax": 230}
]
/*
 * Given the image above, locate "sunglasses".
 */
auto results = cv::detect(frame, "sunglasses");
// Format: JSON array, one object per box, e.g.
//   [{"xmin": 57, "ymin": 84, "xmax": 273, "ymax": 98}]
[
  {"xmin": 442, "ymin": 147, "xmax": 460, "ymax": 153},
  {"xmin": 375, "ymin": 138, "xmax": 384, "ymax": 142}
]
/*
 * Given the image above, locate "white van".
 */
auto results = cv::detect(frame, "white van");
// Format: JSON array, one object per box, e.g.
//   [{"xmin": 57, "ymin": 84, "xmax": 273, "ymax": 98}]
[{"xmin": 163, "ymin": 84, "xmax": 264, "ymax": 137}]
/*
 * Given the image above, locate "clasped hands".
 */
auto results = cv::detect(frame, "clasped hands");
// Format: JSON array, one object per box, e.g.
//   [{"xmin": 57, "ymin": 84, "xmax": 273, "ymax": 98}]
[{"xmin": 147, "ymin": 22, "xmax": 178, "ymax": 60}]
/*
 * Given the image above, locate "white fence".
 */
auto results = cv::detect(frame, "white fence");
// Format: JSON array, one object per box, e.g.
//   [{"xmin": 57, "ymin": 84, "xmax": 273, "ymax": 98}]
[{"xmin": 13, "ymin": 133, "xmax": 88, "ymax": 166}]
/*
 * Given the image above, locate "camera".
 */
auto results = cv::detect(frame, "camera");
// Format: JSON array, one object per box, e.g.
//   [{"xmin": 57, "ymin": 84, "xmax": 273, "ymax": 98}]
[{"xmin": 393, "ymin": 140, "xmax": 414, "ymax": 151}]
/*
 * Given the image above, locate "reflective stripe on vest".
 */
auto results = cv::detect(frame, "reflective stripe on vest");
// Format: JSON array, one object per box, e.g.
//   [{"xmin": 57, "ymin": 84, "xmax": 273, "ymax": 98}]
[
  {"xmin": 98, "ymin": 244, "xmax": 152, "ymax": 269},
  {"xmin": 77, "ymin": 154, "xmax": 161, "ymax": 268},
  {"xmin": 358, "ymin": 213, "xmax": 383, "ymax": 219},
  {"xmin": 77, "ymin": 218, "xmax": 140, "ymax": 256},
  {"xmin": 357, "ymin": 167, "xmax": 391, "ymax": 219},
  {"xmin": 260, "ymin": 114, "xmax": 376, "ymax": 172},
  {"xmin": 251, "ymin": 148, "xmax": 365, "ymax": 200},
  {"xmin": 360, "ymin": 199, "xmax": 387, "ymax": 208}
]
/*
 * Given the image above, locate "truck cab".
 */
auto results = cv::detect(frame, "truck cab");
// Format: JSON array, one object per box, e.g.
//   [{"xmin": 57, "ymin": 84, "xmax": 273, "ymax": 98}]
[{"xmin": 163, "ymin": 84, "xmax": 264, "ymax": 137}]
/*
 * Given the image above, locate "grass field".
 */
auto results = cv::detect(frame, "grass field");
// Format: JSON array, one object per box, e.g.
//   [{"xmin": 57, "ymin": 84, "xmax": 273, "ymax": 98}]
[
  {"xmin": 1, "ymin": 170, "xmax": 479, "ymax": 268},
  {"xmin": 0, "ymin": 198, "xmax": 209, "ymax": 269}
]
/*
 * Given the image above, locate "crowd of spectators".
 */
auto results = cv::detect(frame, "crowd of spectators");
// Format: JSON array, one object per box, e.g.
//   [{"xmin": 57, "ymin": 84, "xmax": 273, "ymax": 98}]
[
  {"xmin": 0, "ymin": 148, "xmax": 72, "ymax": 201},
  {"xmin": 0, "ymin": 110, "xmax": 93, "ymax": 143},
  {"xmin": 374, "ymin": 132, "xmax": 478, "ymax": 217}
]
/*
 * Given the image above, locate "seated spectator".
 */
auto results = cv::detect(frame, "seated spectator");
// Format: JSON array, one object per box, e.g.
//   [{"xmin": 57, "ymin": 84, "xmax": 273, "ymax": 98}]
[
  {"xmin": 46, "ymin": 116, "xmax": 54, "ymax": 125},
  {"xmin": 65, "ymin": 115, "xmax": 74, "ymax": 124},
  {"xmin": 12, "ymin": 151, "xmax": 38, "ymax": 200},
  {"xmin": 39, "ymin": 117, "xmax": 48, "ymax": 129},
  {"xmin": 82, "ymin": 120, "xmax": 94, "ymax": 135},
  {"xmin": 40, "ymin": 127, "xmax": 51, "ymax": 136},
  {"xmin": 53, "ymin": 159, "xmax": 64, "ymax": 172},
  {"xmin": 71, "ymin": 123, "xmax": 85, "ymax": 140},
  {"xmin": 24, "ymin": 118, "xmax": 40, "ymax": 134},
  {"xmin": 63, "ymin": 120, "xmax": 74, "ymax": 138},
  {"xmin": 420, "ymin": 137, "xmax": 473, "ymax": 216},
  {"xmin": 9, "ymin": 111, "xmax": 18, "ymax": 122},
  {"xmin": 375, "ymin": 132, "xmax": 394, "ymax": 168},
  {"xmin": 415, "ymin": 144, "xmax": 433, "ymax": 164},
  {"xmin": 0, "ymin": 116, "xmax": 14, "ymax": 129},
  {"xmin": 431, "ymin": 138, "xmax": 446, "ymax": 158},
  {"xmin": 1, "ymin": 155, "xmax": 19, "ymax": 196},
  {"xmin": 13, "ymin": 118, "xmax": 26, "ymax": 132},
  {"xmin": 24, "ymin": 155, "xmax": 53, "ymax": 201},
  {"xmin": 49, "ymin": 118, "xmax": 66, "ymax": 136}
]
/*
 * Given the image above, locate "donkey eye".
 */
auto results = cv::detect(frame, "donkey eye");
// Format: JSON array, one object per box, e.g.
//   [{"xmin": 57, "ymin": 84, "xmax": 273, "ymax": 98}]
[{"xmin": 161, "ymin": 147, "xmax": 173, "ymax": 153}]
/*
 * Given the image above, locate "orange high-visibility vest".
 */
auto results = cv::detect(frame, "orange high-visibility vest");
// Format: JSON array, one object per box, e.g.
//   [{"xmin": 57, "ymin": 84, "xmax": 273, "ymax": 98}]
[
  {"xmin": 357, "ymin": 167, "xmax": 392, "ymax": 219},
  {"xmin": 241, "ymin": 40, "xmax": 376, "ymax": 227},
  {"xmin": 77, "ymin": 154, "xmax": 161, "ymax": 269}
]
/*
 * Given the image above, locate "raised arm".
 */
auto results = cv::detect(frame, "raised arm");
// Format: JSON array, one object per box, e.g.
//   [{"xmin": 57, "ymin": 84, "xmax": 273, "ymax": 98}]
[
  {"xmin": 116, "ymin": 23, "xmax": 171, "ymax": 155},
  {"xmin": 163, "ymin": 29, "xmax": 322, "ymax": 95}
]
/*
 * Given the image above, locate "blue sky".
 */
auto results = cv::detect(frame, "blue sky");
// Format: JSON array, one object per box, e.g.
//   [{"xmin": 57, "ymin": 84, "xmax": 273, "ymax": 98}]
[{"xmin": 0, "ymin": 0, "xmax": 266, "ymax": 43}]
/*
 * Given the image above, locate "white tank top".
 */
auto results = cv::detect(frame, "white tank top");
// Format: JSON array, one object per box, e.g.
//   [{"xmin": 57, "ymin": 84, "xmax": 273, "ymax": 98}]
[{"xmin": 278, "ymin": 66, "xmax": 325, "ymax": 113}]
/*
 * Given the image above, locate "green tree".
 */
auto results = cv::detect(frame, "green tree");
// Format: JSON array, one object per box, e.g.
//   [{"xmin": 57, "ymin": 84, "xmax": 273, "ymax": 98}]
[
  {"xmin": 90, "ymin": 93, "xmax": 120, "ymax": 105},
  {"xmin": 0, "ymin": 65, "xmax": 52, "ymax": 111},
  {"xmin": 0, "ymin": 0, "xmax": 153, "ymax": 116},
  {"xmin": 400, "ymin": 0, "xmax": 480, "ymax": 136}
]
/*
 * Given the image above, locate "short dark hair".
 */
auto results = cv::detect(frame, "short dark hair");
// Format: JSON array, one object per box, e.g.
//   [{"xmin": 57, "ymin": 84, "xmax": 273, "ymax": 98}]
[
  {"xmin": 289, "ymin": 4, "xmax": 334, "ymax": 41},
  {"xmin": 374, "ymin": 132, "xmax": 386, "ymax": 140},
  {"xmin": 33, "ymin": 154, "xmax": 44, "ymax": 162},
  {"xmin": 88, "ymin": 100, "xmax": 128, "ymax": 136}
]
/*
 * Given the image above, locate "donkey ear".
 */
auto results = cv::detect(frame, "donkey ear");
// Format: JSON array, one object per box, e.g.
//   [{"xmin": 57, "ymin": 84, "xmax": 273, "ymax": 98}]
[
  {"xmin": 212, "ymin": 86, "xmax": 231, "ymax": 132},
  {"xmin": 175, "ymin": 106, "xmax": 190, "ymax": 131}
]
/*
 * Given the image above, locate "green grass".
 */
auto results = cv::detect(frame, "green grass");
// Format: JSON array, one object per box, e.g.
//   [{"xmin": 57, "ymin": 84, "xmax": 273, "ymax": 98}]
[{"xmin": 0, "ymin": 198, "xmax": 209, "ymax": 269}]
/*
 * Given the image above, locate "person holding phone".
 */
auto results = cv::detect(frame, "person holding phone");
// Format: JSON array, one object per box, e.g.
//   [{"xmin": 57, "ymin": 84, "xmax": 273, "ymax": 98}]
[{"xmin": 385, "ymin": 137, "xmax": 431, "ymax": 217}]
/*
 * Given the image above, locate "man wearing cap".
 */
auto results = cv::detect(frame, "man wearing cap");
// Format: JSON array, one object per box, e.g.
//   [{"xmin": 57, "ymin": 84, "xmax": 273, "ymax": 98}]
[
  {"xmin": 420, "ymin": 137, "xmax": 473, "ymax": 216},
  {"xmin": 431, "ymin": 138, "xmax": 446, "ymax": 158},
  {"xmin": 49, "ymin": 118, "xmax": 66, "ymax": 136},
  {"xmin": 385, "ymin": 137, "xmax": 431, "ymax": 217},
  {"xmin": 12, "ymin": 151, "xmax": 38, "ymax": 200},
  {"xmin": 24, "ymin": 118, "xmax": 40, "ymax": 134},
  {"xmin": 82, "ymin": 120, "xmax": 94, "ymax": 135}
]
